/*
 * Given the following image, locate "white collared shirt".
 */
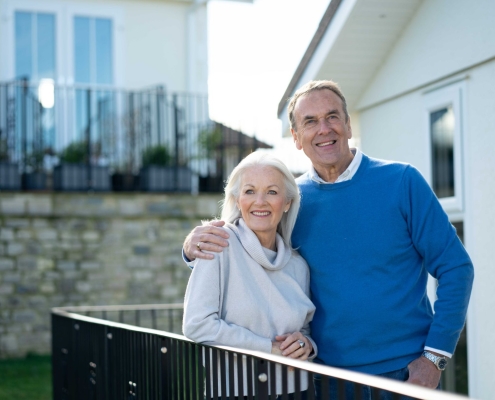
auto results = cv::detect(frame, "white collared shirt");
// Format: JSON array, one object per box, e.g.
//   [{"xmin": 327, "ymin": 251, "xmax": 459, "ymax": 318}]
[{"xmin": 309, "ymin": 148, "xmax": 362, "ymax": 184}]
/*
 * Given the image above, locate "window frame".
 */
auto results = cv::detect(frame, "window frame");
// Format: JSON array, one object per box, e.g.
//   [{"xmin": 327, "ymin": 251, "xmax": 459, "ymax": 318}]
[{"xmin": 423, "ymin": 80, "xmax": 466, "ymax": 214}]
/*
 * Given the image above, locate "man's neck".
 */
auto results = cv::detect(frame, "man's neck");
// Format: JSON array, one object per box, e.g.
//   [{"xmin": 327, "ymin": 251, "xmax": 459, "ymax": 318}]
[{"xmin": 313, "ymin": 151, "xmax": 355, "ymax": 183}]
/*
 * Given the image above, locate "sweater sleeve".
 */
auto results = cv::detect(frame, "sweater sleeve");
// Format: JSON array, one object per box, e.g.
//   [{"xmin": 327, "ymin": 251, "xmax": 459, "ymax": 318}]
[
  {"xmin": 182, "ymin": 253, "xmax": 273, "ymax": 354},
  {"xmin": 400, "ymin": 166, "xmax": 474, "ymax": 354}
]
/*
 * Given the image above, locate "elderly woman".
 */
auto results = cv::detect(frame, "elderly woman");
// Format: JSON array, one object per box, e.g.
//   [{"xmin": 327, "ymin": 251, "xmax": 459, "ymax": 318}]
[{"xmin": 183, "ymin": 151, "xmax": 316, "ymax": 399}]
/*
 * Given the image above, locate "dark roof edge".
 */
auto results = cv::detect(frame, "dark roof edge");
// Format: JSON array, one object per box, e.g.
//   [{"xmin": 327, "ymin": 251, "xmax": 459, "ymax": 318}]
[{"xmin": 277, "ymin": 0, "xmax": 343, "ymax": 117}]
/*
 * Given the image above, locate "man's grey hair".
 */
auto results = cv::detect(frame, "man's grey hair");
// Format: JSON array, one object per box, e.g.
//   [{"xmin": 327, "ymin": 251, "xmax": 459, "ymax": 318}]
[
  {"xmin": 220, "ymin": 151, "xmax": 300, "ymax": 249},
  {"xmin": 288, "ymin": 80, "xmax": 349, "ymax": 130}
]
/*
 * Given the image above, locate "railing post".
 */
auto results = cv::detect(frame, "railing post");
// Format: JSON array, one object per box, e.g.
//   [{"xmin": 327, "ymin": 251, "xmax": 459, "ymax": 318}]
[
  {"xmin": 86, "ymin": 88, "xmax": 92, "ymax": 191},
  {"xmin": 256, "ymin": 358, "xmax": 269, "ymax": 399},
  {"xmin": 173, "ymin": 93, "xmax": 180, "ymax": 191},
  {"xmin": 21, "ymin": 77, "xmax": 28, "ymax": 174}
]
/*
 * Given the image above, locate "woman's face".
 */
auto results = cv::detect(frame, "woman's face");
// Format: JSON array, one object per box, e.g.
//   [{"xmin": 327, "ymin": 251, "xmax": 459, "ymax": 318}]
[{"xmin": 237, "ymin": 165, "xmax": 291, "ymax": 249}]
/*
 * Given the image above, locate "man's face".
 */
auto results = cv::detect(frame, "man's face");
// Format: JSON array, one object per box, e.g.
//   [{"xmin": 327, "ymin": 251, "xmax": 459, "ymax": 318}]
[{"xmin": 291, "ymin": 89, "xmax": 352, "ymax": 174}]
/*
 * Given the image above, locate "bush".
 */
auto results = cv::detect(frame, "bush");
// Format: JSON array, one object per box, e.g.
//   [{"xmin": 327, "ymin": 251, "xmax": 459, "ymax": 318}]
[
  {"xmin": 60, "ymin": 141, "xmax": 87, "ymax": 164},
  {"xmin": 142, "ymin": 145, "xmax": 171, "ymax": 167}
]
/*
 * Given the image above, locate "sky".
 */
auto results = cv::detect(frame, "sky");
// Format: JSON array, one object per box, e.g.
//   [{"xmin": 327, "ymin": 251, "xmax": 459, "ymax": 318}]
[{"xmin": 207, "ymin": 0, "xmax": 330, "ymax": 173}]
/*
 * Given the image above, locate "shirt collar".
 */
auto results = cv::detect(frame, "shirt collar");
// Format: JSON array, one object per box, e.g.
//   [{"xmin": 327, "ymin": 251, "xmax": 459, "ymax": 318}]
[{"xmin": 309, "ymin": 148, "xmax": 362, "ymax": 184}]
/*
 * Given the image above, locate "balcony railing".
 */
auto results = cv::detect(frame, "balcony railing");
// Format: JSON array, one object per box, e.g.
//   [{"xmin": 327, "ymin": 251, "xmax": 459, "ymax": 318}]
[
  {"xmin": 51, "ymin": 304, "xmax": 470, "ymax": 400},
  {"xmin": 0, "ymin": 79, "xmax": 268, "ymax": 192}
]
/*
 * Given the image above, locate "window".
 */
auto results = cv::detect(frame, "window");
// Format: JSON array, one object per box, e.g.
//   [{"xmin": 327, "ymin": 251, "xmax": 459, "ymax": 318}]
[
  {"xmin": 15, "ymin": 11, "xmax": 56, "ymax": 81},
  {"xmin": 74, "ymin": 16, "xmax": 113, "ymax": 85},
  {"xmin": 423, "ymin": 81, "xmax": 465, "ymax": 213}
]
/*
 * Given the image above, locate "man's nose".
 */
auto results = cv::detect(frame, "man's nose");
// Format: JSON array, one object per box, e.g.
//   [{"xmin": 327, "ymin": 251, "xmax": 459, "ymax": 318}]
[{"xmin": 316, "ymin": 117, "xmax": 332, "ymax": 133}]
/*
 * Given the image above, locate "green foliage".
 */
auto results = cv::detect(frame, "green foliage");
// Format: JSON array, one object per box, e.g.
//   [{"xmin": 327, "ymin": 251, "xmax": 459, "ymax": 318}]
[
  {"xmin": 0, "ymin": 354, "xmax": 52, "ymax": 400},
  {"xmin": 198, "ymin": 126, "xmax": 222, "ymax": 154},
  {"xmin": 142, "ymin": 145, "xmax": 171, "ymax": 167},
  {"xmin": 60, "ymin": 141, "xmax": 87, "ymax": 164}
]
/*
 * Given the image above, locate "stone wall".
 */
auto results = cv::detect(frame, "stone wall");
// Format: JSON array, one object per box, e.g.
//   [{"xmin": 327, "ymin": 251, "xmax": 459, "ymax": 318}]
[{"xmin": 0, "ymin": 192, "xmax": 222, "ymax": 358}]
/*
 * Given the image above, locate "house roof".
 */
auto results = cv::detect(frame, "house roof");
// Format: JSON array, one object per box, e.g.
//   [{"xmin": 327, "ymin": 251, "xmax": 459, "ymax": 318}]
[
  {"xmin": 277, "ymin": 0, "xmax": 422, "ymax": 134},
  {"xmin": 215, "ymin": 122, "xmax": 272, "ymax": 149}
]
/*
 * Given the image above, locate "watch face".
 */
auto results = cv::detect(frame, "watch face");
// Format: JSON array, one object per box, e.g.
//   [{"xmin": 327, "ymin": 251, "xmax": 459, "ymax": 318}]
[{"xmin": 438, "ymin": 359, "xmax": 447, "ymax": 370}]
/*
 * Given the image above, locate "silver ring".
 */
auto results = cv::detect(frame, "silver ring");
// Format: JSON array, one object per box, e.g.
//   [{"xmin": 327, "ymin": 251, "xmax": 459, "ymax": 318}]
[
  {"xmin": 297, "ymin": 339, "xmax": 305, "ymax": 348},
  {"xmin": 197, "ymin": 242, "xmax": 201, "ymax": 250}
]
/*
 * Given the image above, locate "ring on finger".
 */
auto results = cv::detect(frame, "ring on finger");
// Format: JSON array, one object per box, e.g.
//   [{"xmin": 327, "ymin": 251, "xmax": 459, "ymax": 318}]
[
  {"xmin": 297, "ymin": 339, "xmax": 305, "ymax": 348},
  {"xmin": 197, "ymin": 242, "xmax": 202, "ymax": 250}
]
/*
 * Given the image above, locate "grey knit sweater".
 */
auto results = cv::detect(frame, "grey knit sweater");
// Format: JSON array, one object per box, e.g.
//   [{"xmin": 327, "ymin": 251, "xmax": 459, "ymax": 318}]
[{"xmin": 183, "ymin": 218, "xmax": 316, "ymax": 396}]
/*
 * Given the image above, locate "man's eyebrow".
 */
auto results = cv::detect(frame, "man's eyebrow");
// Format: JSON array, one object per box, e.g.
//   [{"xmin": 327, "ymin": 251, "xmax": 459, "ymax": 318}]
[{"xmin": 302, "ymin": 109, "xmax": 340, "ymax": 120}]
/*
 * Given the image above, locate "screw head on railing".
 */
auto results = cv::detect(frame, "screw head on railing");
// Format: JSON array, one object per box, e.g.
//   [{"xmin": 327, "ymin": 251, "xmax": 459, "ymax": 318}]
[
  {"xmin": 61, "ymin": 348, "xmax": 68, "ymax": 354},
  {"xmin": 258, "ymin": 373, "xmax": 268, "ymax": 383},
  {"xmin": 161, "ymin": 347, "xmax": 167, "ymax": 354},
  {"xmin": 107, "ymin": 333, "xmax": 113, "ymax": 339},
  {"xmin": 74, "ymin": 324, "xmax": 79, "ymax": 330}
]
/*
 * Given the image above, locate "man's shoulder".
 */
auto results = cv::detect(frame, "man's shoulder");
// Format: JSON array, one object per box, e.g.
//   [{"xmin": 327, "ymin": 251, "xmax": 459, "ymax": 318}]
[{"xmin": 363, "ymin": 154, "xmax": 414, "ymax": 178}]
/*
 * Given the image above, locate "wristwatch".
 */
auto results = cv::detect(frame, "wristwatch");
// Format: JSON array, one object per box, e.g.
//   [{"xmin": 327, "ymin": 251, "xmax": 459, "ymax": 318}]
[{"xmin": 422, "ymin": 351, "xmax": 448, "ymax": 371}]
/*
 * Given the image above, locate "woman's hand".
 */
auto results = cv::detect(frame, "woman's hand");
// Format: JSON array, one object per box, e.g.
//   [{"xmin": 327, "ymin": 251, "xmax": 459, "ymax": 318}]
[{"xmin": 275, "ymin": 332, "xmax": 313, "ymax": 361}]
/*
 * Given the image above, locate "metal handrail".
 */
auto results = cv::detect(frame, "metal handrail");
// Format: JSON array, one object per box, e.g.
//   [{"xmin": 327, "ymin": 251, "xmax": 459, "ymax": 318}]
[{"xmin": 51, "ymin": 305, "xmax": 472, "ymax": 400}]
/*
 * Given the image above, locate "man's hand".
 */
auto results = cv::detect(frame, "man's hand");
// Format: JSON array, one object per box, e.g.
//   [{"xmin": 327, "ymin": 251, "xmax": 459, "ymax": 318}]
[
  {"xmin": 183, "ymin": 220, "xmax": 230, "ymax": 261},
  {"xmin": 275, "ymin": 332, "xmax": 313, "ymax": 361},
  {"xmin": 406, "ymin": 354, "xmax": 443, "ymax": 388},
  {"xmin": 271, "ymin": 340, "xmax": 283, "ymax": 356}
]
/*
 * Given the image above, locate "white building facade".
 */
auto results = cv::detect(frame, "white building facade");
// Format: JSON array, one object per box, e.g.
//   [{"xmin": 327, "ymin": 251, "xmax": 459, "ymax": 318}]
[{"xmin": 278, "ymin": 0, "xmax": 495, "ymax": 398}]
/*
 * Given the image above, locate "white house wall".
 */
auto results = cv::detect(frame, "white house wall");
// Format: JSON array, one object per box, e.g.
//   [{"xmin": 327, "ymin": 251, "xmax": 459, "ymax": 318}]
[
  {"xmin": 357, "ymin": 0, "xmax": 495, "ymax": 110},
  {"xmin": 357, "ymin": 1, "xmax": 495, "ymax": 397}
]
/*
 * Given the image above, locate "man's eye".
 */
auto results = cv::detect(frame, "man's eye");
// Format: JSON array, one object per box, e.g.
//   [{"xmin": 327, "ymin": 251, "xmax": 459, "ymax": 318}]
[{"xmin": 304, "ymin": 120, "xmax": 317, "ymax": 127}]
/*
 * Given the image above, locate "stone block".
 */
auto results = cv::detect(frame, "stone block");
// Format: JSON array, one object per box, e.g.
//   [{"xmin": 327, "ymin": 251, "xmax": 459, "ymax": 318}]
[
  {"xmin": 7, "ymin": 242, "xmax": 25, "ymax": 256},
  {"xmin": 38, "ymin": 258, "xmax": 55, "ymax": 271},
  {"xmin": 2, "ymin": 272, "xmax": 21, "ymax": 283},
  {"xmin": 4, "ymin": 218, "xmax": 30, "ymax": 228},
  {"xmin": 13, "ymin": 310, "xmax": 37, "ymax": 322},
  {"xmin": 36, "ymin": 229, "xmax": 58, "ymax": 241},
  {"xmin": 134, "ymin": 270, "xmax": 153, "ymax": 281},
  {"xmin": 133, "ymin": 245, "xmax": 150, "ymax": 255},
  {"xmin": 80, "ymin": 261, "xmax": 100, "ymax": 270},
  {"xmin": 27, "ymin": 196, "xmax": 52, "ymax": 215},
  {"xmin": 16, "ymin": 283, "xmax": 37, "ymax": 294},
  {"xmin": 44, "ymin": 271, "xmax": 61, "ymax": 280},
  {"xmin": 32, "ymin": 219, "xmax": 50, "ymax": 228},
  {"xmin": 57, "ymin": 260, "xmax": 76, "ymax": 271},
  {"xmin": 1, "ymin": 197, "xmax": 26, "ymax": 215},
  {"xmin": 0, "ymin": 244, "xmax": 4, "ymax": 256},
  {"xmin": 76, "ymin": 282, "xmax": 92, "ymax": 293},
  {"xmin": 16, "ymin": 229, "xmax": 33, "ymax": 240},
  {"xmin": 0, "ymin": 334, "xmax": 18, "ymax": 353},
  {"xmin": 18, "ymin": 256, "xmax": 37, "ymax": 270},
  {"xmin": 28, "ymin": 296, "xmax": 47, "ymax": 307},
  {"xmin": 0, "ymin": 228, "xmax": 15, "ymax": 241},
  {"xmin": 61, "ymin": 231, "xmax": 79, "ymax": 240},
  {"xmin": 40, "ymin": 282, "xmax": 55, "ymax": 293},
  {"xmin": 119, "ymin": 199, "xmax": 144, "ymax": 216},
  {"xmin": 82, "ymin": 231, "xmax": 100, "ymax": 242},
  {"xmin": 0, "ymin": 283, "xmax": 14, "ymax": 295},
  {"xmin": 0, "ymin": 258, "xmax": 14, "ymax": 271},
  {"xmin": 26, "ymin": 241, "xmax": 43, "ymax": 255},
  {"xmin": 59, "ymin": 279, "xmax": 75, "ymax": 294}
]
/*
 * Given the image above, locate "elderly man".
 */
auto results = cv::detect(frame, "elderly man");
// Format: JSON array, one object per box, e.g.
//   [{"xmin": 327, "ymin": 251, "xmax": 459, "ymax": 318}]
[{"xmin": 183, "ymin": 80, "xmax": 474, "ymax": 397}]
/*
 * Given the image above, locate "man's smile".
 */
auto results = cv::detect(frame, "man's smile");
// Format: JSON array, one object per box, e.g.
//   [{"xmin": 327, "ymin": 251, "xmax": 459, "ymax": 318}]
[{"xmin": 316, "ymin": 140, "xmax": 337, "ymax": 147}]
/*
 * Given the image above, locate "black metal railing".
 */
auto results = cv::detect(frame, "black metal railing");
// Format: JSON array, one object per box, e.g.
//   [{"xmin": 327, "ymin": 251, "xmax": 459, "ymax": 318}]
[
  {"xmin": 51, "ymin": 305, "xmax": 470, "ymax": 400},
  {"xmin": 0, "ymin": 79, "xmax": 268, "ymax": 192}
]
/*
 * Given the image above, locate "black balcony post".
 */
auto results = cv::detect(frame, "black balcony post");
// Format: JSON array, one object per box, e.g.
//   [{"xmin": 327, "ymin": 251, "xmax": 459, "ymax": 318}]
[
  {"xmin": 86, "ymin": 88, "xmax": 92, "ymax": 191},
  {"xmin": 156, "ymin": 86, "xmax": 163, "ymax": 146},
  {"xmin": 21, "ymin": 77, "xmax": 28, "ymax": 173},
  {"xmin": 173, "ymin": 93, "xmax": 179, "ymax": 190},
  {"xmin": 256, "ymin": 357, "xmax": 269, "ymax": 399}
]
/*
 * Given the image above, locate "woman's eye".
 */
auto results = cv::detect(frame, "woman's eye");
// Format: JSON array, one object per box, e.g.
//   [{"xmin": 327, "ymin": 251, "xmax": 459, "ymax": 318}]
[
  {"xmin": 268, "ymin": 190, "xmax": 277, "ymax": 195},
  {"xmin": 245, "ymin": 189, "xmax": 254, "ymax": 194}
]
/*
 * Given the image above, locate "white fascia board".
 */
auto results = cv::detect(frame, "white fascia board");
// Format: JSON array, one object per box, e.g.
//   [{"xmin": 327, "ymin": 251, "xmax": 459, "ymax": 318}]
[{"xmin": 280, "ymin": 0, "xmax": 358, "ymax": 136}]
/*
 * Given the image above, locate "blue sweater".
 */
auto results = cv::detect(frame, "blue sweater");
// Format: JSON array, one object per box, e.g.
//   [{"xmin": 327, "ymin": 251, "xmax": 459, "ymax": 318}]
[{"xmin": 292, "ymin": 154, "xmax": 473, "ymax": 374}]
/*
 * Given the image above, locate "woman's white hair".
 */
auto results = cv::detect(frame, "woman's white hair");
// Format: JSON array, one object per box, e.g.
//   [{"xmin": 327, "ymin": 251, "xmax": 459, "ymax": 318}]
[{"xmin": 220, "ymin": 151, "xmax": 300, "ymax": 248}]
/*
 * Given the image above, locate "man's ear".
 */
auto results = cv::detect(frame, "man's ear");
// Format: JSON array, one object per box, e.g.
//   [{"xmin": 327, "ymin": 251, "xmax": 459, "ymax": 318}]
[
  {"xmin": 346, "ymin": 116, "xmax": 353, "ymax": 139},
  {"xmin": 291, "ymin": 129, "xmax": 302, "ymax": 150}
]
